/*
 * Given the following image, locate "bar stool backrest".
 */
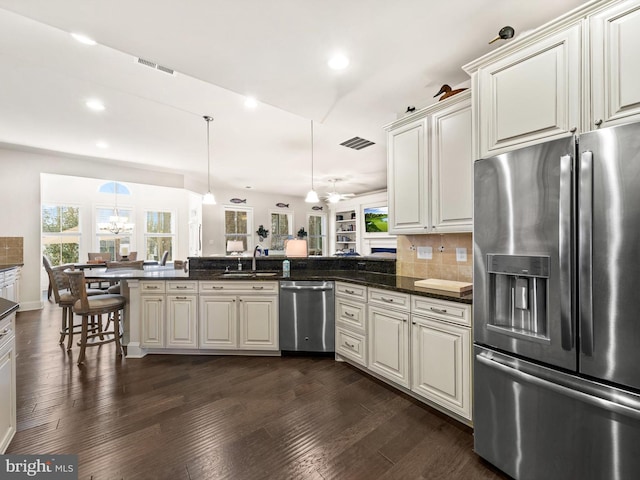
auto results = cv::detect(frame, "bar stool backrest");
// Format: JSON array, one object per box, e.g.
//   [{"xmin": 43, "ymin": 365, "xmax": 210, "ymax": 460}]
[{"xmin": 66, "ymin": 270, "xmax": 90, "ymax": 313}]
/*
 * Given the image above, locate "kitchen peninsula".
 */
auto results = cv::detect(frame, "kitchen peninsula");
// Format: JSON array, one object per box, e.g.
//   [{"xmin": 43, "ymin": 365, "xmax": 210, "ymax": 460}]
[{"xmin": 85, "ymin": 255, "xmax": 473, "ymax": 424}]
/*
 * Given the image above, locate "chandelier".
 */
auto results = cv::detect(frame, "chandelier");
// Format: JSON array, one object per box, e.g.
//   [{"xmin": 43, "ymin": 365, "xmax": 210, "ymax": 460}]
[{"xmin": 98, "ymin": 183, "xmax": 134, "ymax": 234}]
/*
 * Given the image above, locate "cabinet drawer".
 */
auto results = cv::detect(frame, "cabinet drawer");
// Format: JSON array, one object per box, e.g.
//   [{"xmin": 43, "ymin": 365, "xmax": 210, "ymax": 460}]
[
  {"xmin": 336, "ymin": 326, "xmax": 366, "ymax": 367},
  {"xmin": 368, "ymin": 287, "xmax": 410, "ymax": 311},
  {"xmin": 335, "ymin": 281, "xmax": 367, "ymax": 300},
  {"xmin": 336, "ymin": 298, "xmax": 366, "ymax": 331},
  {"xmin": 411, "ymin": 296, "xmax": 471, "ymax": 327},
  {"xmin": 166, "ymin": 281, "xmax": 198, "ymax": 293},
  {"xmin": 199, "ymin": 281, "xmax": 278, "ymax": 293},
  {"xmin": 140, "ymin": 281, "xmax": 166, "ymax": 293}
]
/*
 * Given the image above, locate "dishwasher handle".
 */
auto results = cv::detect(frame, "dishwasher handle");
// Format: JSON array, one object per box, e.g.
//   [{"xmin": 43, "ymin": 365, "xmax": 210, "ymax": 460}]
[{"xmin": 281, "ymin": 285, "xmax": 333, "ymax": 292}]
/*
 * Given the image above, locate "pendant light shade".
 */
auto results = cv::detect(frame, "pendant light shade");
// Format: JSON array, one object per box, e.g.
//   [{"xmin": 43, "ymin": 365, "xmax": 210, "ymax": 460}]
[
  {"xmin": 202, "ymin": 115, "xmax": 216, "ymax": 205},
  {"xmin": 305, "ymin": 120, "xmax": 319, "ymax": 203}
]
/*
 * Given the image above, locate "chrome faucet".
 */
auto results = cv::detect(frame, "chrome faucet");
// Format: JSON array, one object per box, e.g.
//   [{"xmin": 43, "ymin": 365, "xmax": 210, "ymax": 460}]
[{"xmin": 252, "ymin": 245, "xmax": 261, "ymax": 271}]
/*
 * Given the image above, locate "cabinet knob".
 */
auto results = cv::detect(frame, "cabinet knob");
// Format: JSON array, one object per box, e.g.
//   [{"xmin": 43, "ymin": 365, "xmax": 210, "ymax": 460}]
[
  {"xmin": 595, "ymin": 119, "xmax": 603, "ymax": 127},
  {"xmin": 570, "ymin": 126, "xmax": 577, "ymax": 133}
]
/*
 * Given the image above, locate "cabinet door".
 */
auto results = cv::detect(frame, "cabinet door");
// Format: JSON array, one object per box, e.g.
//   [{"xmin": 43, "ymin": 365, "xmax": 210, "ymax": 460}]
[
  {"xmin": 140, "ymin": 295, "xmax": 165, "ymax": 348},
  {"xmin": 198, "ymin": 296, "xmax": 238, "ymax": 349},
  {"xmin": 477, "ymin": 23, "xmax": 581, "ymax": 157},
  {"xmin": 166, "ymin": 295, "xmax": 198, "ymax": 349},
  {"xmin": 431, "ymin": 94, "xmax": 473, "ymax": 232},
  {"xmin": 590, "ymin": 0, "xmax": 640, "ymax": 129},
  {"xmin": 387, "ymin": 118, "xmax": 428, "ymax": 234},
  {"xmin": 411, "ymin": 316, "xmax": 471, "ymax": 420},
  {"xmin": 368, "ymin": 305, "xmax": 410, "ymax": 387},
  {"xmin": 238, "ymin": 296, "xmax": 278, "ymax": 350},
  {"xmin": 0, "ymin": 336, "xmax": 16, "ymax": 454}
]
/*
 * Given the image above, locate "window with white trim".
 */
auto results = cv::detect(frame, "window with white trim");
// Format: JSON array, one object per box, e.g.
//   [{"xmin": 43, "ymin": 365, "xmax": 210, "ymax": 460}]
[
  {"xmin": 42, "ymin": 204, "xmax": 80, "ymax": 266},
  {"xmin": 224, "ymin": 206, "xmax": 253, "ymax": 254},
  {"xmin": 145, "ymin": 210, "xmax": 175, "ymax": 262},
  {"xmin": 307, "ymin": 213, "xmax": 326, "ymax": 256},
  {"xmin": 270, "ymin": 211, "xmax": 293, "ymax": 254}
]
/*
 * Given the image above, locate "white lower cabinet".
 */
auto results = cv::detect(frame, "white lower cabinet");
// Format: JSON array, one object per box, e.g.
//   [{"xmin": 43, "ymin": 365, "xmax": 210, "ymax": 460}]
[
  {"xmin": 411, "ymin": 315, "xmax": 471, "ymax": 420},
  {"xmin": 368, "ymin": 305, "xmax": 410, "ymax": 387},
  {"xmin": 335, "ymin": 282, "xmax": 368, "ymax": 366},
  {"xmin": 199, "ymin": 296, "xmax": 237, "ymax": 349},
  {"xmin": 141, "ymin": 294, "xmax": 165, "ymax": 348},
  {"xmin": 166, "ymin": 294, "xmax": 198, "ymax": 348},
  {"xmin": 336, "ymin": 281, "xmax": 472, "ymax": 423},
  {"xmin": 0, "ymin": 312, "xmax": 16, "ymax": 453},
  {"xmin": 198, "ymin": 281, "xmax": 279, "ymax": 351}
]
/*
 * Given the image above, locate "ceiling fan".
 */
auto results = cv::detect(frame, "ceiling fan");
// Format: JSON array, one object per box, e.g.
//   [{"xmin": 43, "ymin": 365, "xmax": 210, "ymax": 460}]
[{"xmin": 324, "ymin": 179, "xmax": 355, "ymax": 204}]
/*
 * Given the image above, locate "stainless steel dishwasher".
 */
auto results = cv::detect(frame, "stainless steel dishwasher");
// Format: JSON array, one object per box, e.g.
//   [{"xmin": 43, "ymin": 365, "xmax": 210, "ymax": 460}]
[{"xmin": 279, "ymin": 281, "xmax": 335, "ymax": 353}]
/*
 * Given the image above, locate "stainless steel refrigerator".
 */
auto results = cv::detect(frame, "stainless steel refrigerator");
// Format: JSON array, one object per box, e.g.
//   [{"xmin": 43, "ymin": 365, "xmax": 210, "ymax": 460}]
[{"xmin": 473, "ymin": 121, "xmax": 640, "ymax": 480}]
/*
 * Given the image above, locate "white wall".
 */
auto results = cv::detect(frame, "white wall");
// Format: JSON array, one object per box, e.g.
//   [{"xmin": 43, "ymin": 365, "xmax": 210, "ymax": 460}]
[
  {"xmin": 0, "ymin": 145, "xmax": 331, "ymax": 311},
  {"xmin": 201, "ymin": 188, "xmax": 328, "ymax": 256}
]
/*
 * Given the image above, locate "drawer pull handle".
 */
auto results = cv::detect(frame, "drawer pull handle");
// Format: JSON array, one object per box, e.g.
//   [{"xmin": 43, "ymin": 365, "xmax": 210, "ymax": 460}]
[
  {"xmin": 430, "ymin": 307, "xmax": 447, "ymax": 314},
  {"xmin": 344, "ymin": 341, "xmax": 355, "ymax": 349},
  {"xmin": 252, "ymin": 286, "xmax": 264, "ymax": 290},
  {"xmin": 345, "ymin": 289, "xmax": 355, "ymax": 294},
  {"xmin": 0, "ymin": 328, "xmax": 10, "ymax": 339},
  {"xmin": 147, "ymin": 286, "xmax": 159, "ymax": 289},
  {"xmin": 176, "ymin": 286, "xmax": 187, "ymax": 289},
  {"xmin": 381, "ymin": 297, "xmax": 394, "ymax": 303},
  {"xmin": 176, "ymin": 296, "xmax": 188, "ymax": 300},
  {"xmin": 344, "ymin": 312, "xmax": 355, "ymax": 317},
  {"xmin": 210, "ymin": 286, "xmax": 224, "ymax": 290}
]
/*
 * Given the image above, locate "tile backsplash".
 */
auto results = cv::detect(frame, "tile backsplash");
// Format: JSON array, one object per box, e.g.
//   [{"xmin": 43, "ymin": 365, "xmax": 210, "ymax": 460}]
[
  {"xmin": 396, "ymin": 233, "xmax": 472, "ymax": 282},
  {"xmin": 0, "ymin": 237, "xmax": 24, "ymax": 264}
]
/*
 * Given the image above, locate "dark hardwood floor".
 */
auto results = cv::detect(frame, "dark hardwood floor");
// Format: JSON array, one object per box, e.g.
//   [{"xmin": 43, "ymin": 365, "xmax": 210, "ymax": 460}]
[{"xmin": 7, "ymin": 299, "xmax": 510, "ymax": 480}]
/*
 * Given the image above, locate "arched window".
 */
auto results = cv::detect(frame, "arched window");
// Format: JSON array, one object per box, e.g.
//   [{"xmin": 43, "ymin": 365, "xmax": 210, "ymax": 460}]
[{"xmin": 98, "ymin": 181, "xmax": 130, "ymax": 196}]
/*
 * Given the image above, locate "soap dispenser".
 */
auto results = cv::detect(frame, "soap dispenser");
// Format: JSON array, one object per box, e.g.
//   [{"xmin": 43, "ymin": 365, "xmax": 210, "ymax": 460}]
[{"xmin": 237, "ymin": 257, "xmax": 242, "ymax": 271}]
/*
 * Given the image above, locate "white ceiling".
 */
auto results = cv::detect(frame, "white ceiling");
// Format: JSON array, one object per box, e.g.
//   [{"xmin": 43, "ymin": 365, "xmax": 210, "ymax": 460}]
[{"xmin": 0, "ymin": 0, "xmax": 587, "ymax": 199}]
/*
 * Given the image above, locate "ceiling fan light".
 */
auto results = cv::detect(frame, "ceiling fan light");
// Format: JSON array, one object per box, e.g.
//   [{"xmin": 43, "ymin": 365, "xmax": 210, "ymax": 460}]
[
  {"xmin": 328, "ymin": 192, "xmax": 341, "ymax": 203},
  {"xmin": 305, "ymin": 189, "xmax": 320, "ymax": 203}
]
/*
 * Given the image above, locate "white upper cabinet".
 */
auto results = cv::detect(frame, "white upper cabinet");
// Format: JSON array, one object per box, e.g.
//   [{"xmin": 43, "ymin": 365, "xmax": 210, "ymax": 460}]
[
  {"xmin": 590, "ymin": 0, "xmax": 640, "ymax": 129},
  {"xmin": 386, "ymin": 117, "xmax": 428, "ymax": 234},
  {"xmin": 473, "ymin": 23, "xmax": 582, "ymax": 158},
  {"xmin": 464, "ymin": 0, "xmax": 640, "ymax": 158},
  {"xmin": 385, "ymin": 92, "xmax": 472, "ymax": 234},
  {"xmin": 430, "ymin": 93, "xmax": 473, "ymax": 232}
]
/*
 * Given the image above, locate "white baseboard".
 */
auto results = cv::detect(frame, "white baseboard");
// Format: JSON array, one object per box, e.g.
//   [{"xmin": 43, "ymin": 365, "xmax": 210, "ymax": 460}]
[{"xmin": 18, "ymin": 300, "xmax": 44, "ymax": 312}]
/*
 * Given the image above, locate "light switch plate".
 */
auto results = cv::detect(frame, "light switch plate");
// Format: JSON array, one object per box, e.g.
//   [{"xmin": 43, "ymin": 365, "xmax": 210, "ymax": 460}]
[
  {"xmin": 456, "ymin": 248, "xmax": 467, "ymax": 262},
  {"xmin": 417, "ymin": 246, "xmax": 432, "ymax": 259}
]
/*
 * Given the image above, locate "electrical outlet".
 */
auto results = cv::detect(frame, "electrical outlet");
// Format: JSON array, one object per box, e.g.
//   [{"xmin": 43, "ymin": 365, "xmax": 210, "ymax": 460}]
[
  {"xmin": 456, "ymin": 247, "xmax": 467, "ymax": 262},
  {"xmin": 438, "ymin": 245, "xmax": 445, "ymax": 253},
  {"xmin": 417, "ymin": 246, "xmax": 432, "ymax": 259}
]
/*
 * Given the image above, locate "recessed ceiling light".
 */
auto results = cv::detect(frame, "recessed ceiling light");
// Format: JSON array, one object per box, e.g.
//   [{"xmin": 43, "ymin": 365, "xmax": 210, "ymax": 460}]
[
  {"xmin": 328, "ymin": 53, "xmax": 349, "ymax": 70},
  {"xmin": 96, "ymin": 141, "xmax": 109, "ymax": 149},
  {"xmin": 244, "ymin": 96, "xmax": 258, "ymax": 109},
  {"xmin": 86, "ymin": 99, "xmax": 105, "ymax": 111},
  {"xmin": 71, "ymin": 32, "xmax": 97, "ymax": 46}
]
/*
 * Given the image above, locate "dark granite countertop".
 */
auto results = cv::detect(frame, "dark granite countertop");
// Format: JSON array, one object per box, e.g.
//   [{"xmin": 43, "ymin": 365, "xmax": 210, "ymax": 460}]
[
  {"xmin": 0, "ymin": 297, "xmax": 19, "ymax": 320},
  {"xmin": 0, "ymin": 264, "xmax": 23, "ymax": 273},
  {"xmin": 83, "ymin": 266, "xmax": 472, "ymax": 304}
]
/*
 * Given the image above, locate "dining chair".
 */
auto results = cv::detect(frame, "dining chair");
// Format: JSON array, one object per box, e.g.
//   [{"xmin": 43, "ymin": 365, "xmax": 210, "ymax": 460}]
[
  {"xmin": 88, "ymin": 252, "xmax": 113, "ymax": 261},
  {"xmin": 66, "ymin": 270, "xmax": 126, "ymax": 365},
  {"xmin": 159, "ymin": 250, "xmax": 169, "ymax": 266},
  {"xmin": 48, "ymin": 264, "xmax": 105, "ymax": 350},
  {"xmin": 116, "ymin": 251, "xmax": 138, "ymax": 261},
  {"xmin": 42, "ymin": 255, "xmax": 54, "ymax": 301}
]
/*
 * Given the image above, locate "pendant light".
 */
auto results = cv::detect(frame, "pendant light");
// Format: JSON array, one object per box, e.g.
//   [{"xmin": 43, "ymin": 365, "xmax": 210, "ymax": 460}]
[
  {"xmin": 305, "ymin": 120, "xmax": 320, "ymax": 203},
  {"xmin": 202, "ymin": 115, "xmax": 216, "ymax": 205}
]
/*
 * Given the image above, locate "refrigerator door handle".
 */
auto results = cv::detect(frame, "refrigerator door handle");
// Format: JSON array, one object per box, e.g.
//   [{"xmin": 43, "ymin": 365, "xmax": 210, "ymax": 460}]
[
  {"xmin": 476, "ymin": 352, "xmax": 640, "ymax": 421},
  {"xmin": 559, "ymin": 154, "xmax": 573, "ymax": 350},
  {"xmin": 579, "ymin": 151, "xmax": 594, "ymax": 356}
]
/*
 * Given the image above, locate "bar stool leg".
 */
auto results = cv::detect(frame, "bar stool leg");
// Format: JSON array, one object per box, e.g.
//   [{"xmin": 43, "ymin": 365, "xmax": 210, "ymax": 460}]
[
  {"xmin": 66, "ymin": 309, "xmax": 75, "ymax": 351},
  {"xmin": 59, "ymin": 306, "xmax": 68, "ymax": 345},
  {"xmin": 114, "ymin": 309, "xmax": 122, "ymax": 357},
  {"xmin": 77, "ymin": 315, "xmax": 89, "ymax": 365}
]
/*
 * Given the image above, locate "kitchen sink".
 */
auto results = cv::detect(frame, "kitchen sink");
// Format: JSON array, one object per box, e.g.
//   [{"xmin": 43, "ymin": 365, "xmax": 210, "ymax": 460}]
[{"xmin": 221, "ymin": 271, "xmax": 279, "ymax": 277}]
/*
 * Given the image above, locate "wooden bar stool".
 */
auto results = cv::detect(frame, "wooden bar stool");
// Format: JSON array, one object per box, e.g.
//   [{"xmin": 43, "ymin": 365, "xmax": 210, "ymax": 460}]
[
  {"xmin": 47, "ymin": 264, "xmax": 104, "ymax": 350},
  {"xmin": 66, "ymin": 270, "xmax": 126, "ymax": 365}
]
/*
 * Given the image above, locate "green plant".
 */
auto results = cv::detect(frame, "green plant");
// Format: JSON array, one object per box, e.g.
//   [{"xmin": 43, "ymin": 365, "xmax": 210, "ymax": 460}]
[
  {"xmin": 256, "ymin": 225, "xmax": 269, "ymax": 241},
  {"xmin": 297, "ymin": 227, "xmax": 307, "ymax": 239}
]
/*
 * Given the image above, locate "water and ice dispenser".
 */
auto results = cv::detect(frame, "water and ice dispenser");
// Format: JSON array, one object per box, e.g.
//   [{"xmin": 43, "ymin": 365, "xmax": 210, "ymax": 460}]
[{"xmin": 487, "ymin": 254, "xmax": 549, "ymax": 341}]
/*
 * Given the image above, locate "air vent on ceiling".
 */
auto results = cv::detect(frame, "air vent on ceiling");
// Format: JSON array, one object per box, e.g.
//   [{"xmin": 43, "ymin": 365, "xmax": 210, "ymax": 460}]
[
  {"xmin": 340, "ymin": 136, "xmax": 375, "ymax": 150},
  {"xmin": 136, "ymin": 57, "xmax": 175, "ymax": 75}
]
